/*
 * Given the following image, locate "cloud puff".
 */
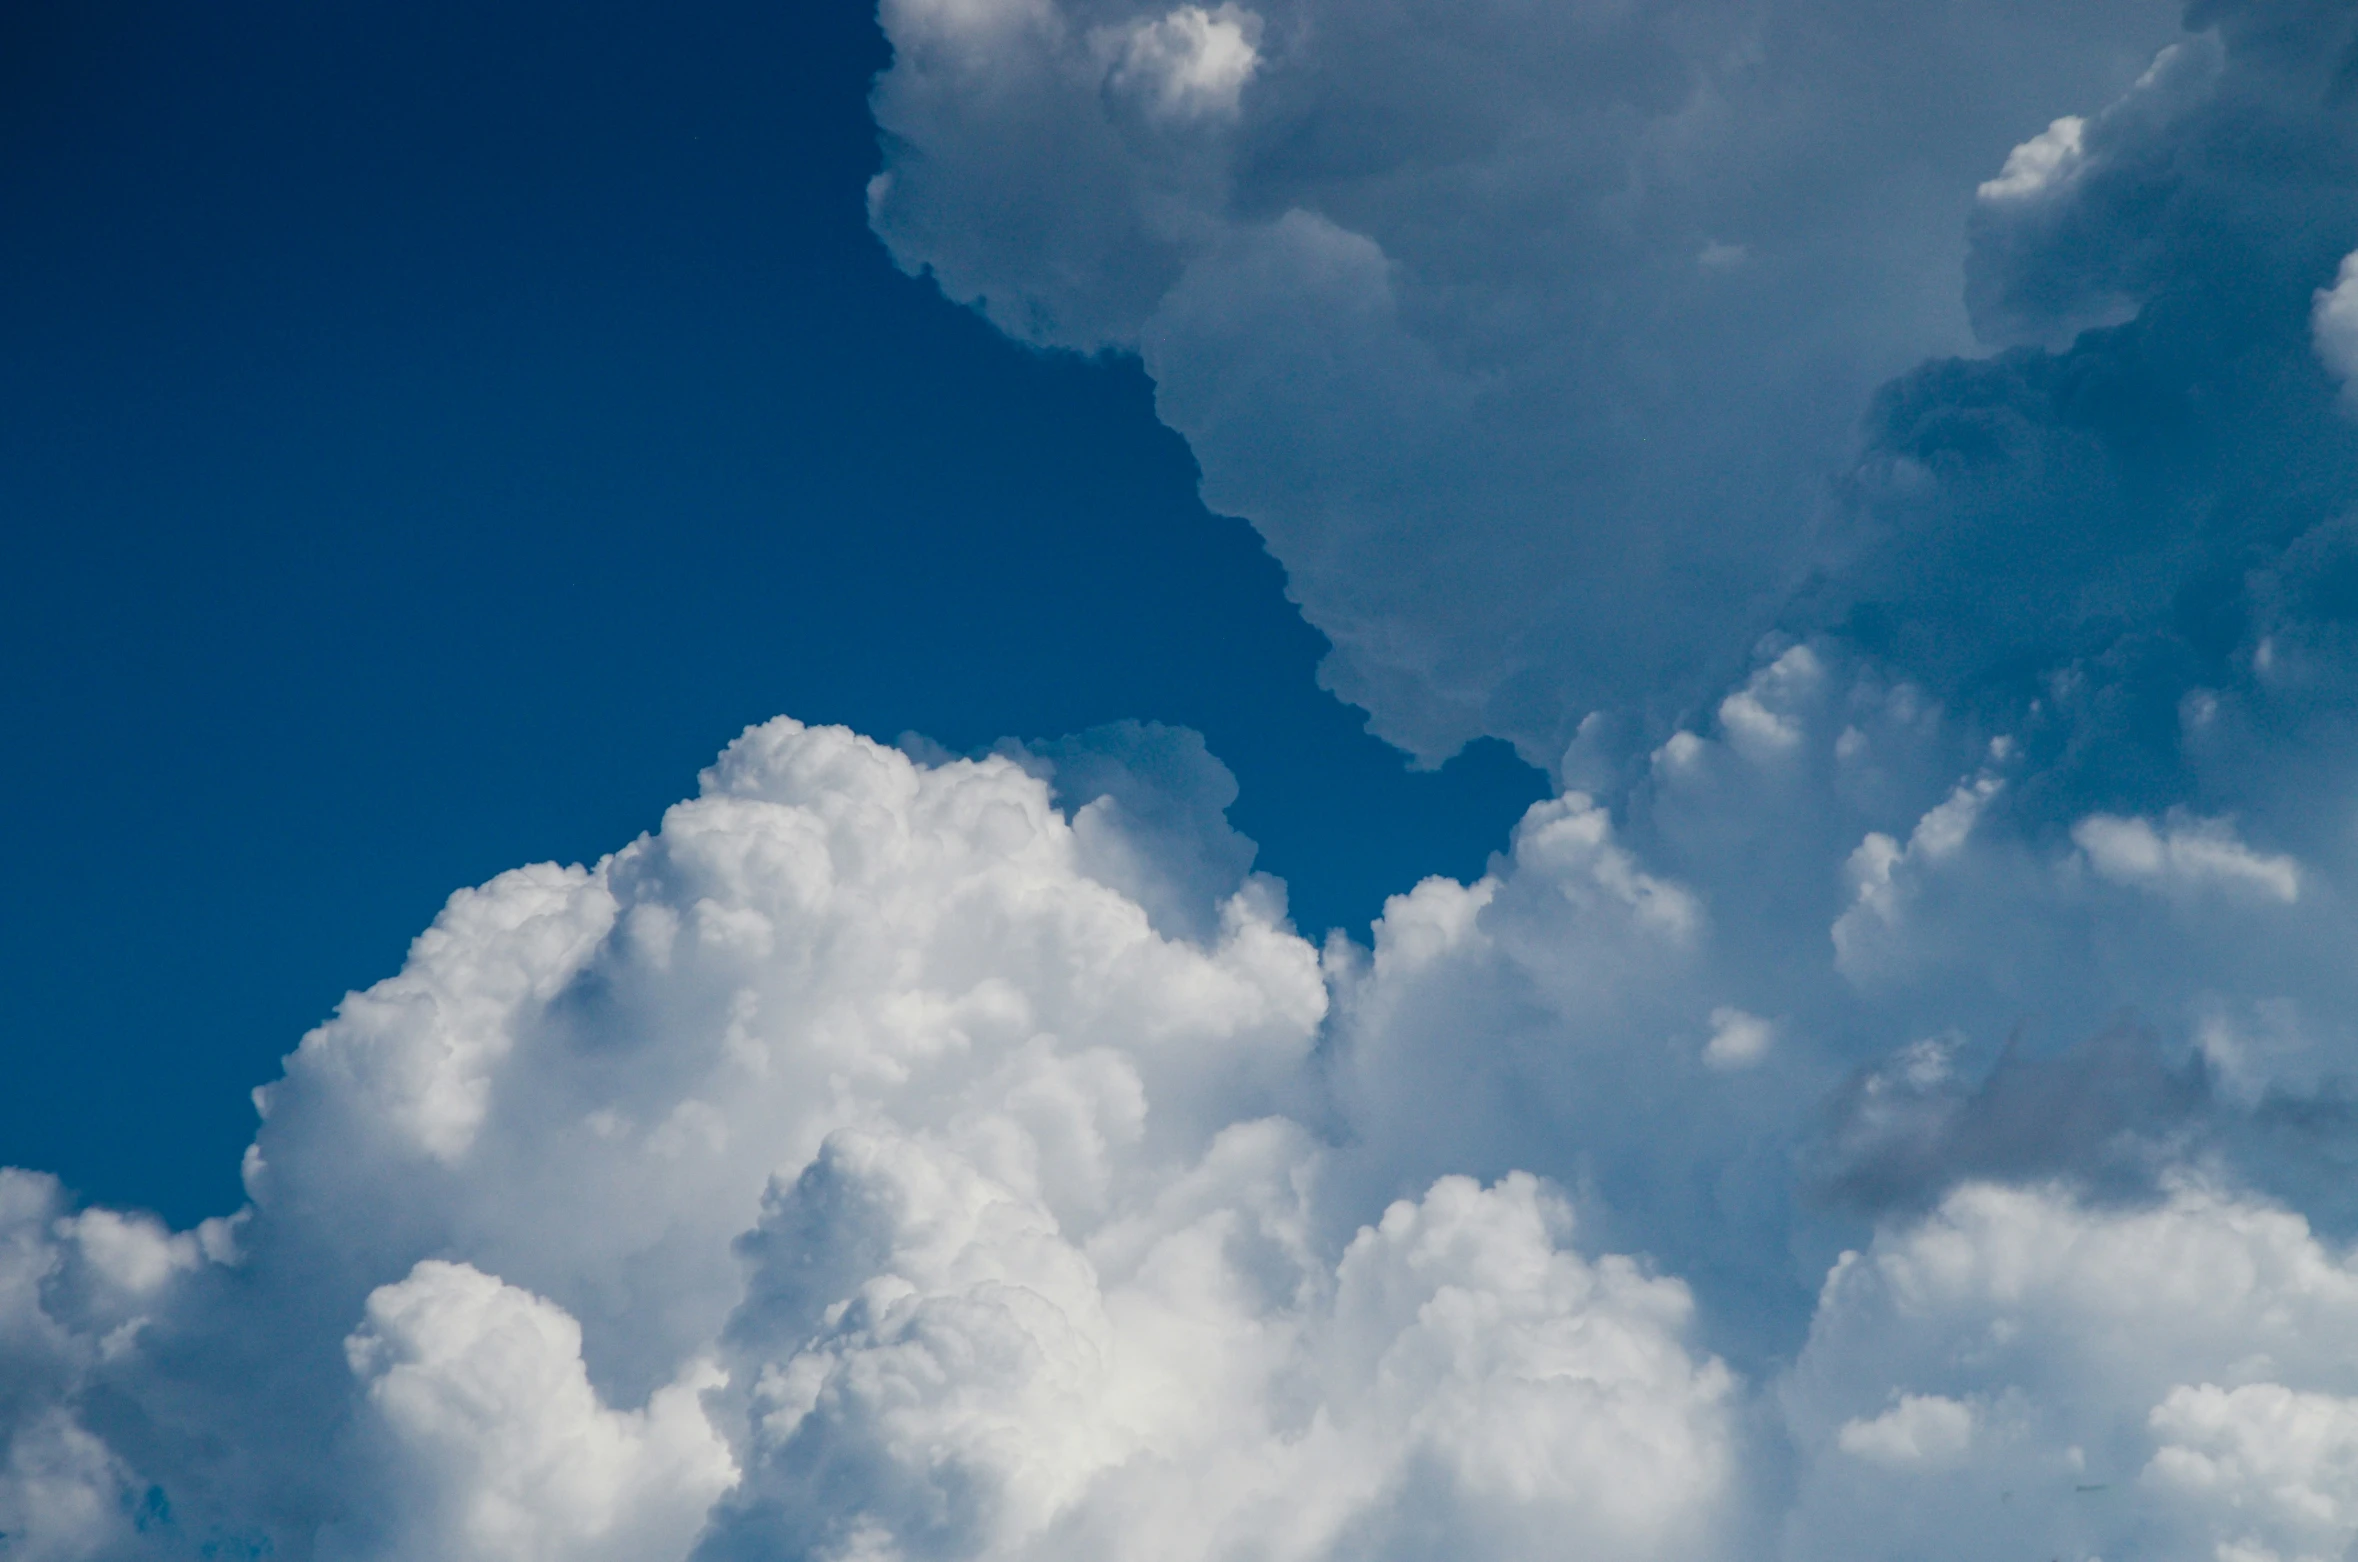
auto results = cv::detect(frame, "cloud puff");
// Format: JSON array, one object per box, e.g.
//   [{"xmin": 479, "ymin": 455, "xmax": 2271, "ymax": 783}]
[
  {"xmin": 1785, "ymin": 1178, "xmax": 2358, "ymax": 1562},
  {"xmin": 2072, "ymin": 810, "xmax": 2300, "ymax": 904},
  {"xmin": 1104, "ymin": 5, "xmax": 1262, "ymax": 122},
  {"xmin": 1976, "ymin": 116, "xmax": 2087, "ymax": 204},
  {"xmin": 2147, "ymin": 1381, "xmax": 2358, "ymax": 1562},
  {"xmin": 1704, "ymin": 1008, "xmax": 1775, "ymax": 1071},
  {"xmin": 701, "ymin": 1143, "xmax": 1736, "ymax": 1562},
  {"xmin": 0, "ymin": 1175, "xmax": 143, "ymax": 1562},
  {"xmin": 344, "ymin": 1260, "xmax": 735, "ymax": 1562},
  {"xmin": 1, "ymin": 720, "xmax": 1770, "ymax": 1559},
  {"xmin": 0, "ymin": 720, "xmax": 1339, "ymax": 1556},
  {"xmin": 1835, "ymin": 1392, "xmax": 1976, "ymax": 1469}
]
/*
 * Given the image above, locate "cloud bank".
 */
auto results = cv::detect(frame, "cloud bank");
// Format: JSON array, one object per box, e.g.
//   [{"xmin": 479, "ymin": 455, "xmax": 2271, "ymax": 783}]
[
  {"xmin": 12, "ymin": 675, "xmax": 2358, "ymax": 1559},
  {"xmin": 16, "ymin": 0, "xmax": 2358, "ymax": 1557},
  {"xmin": 5, "ymin": 723, "xmax": 1744, "ymax": 1560}
]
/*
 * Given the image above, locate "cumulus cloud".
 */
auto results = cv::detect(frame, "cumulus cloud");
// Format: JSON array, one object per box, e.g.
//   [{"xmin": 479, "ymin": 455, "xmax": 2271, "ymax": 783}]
[
  {"xmin": 1103, "ymin": 5, "xmax": 1261, "ymax": 122},
  {"xmin": 345, "ymin": 1261, "xmax": 735, "ymax": 1562},
  {"xmin": 0, "ymin": 721, "xmax": 1771, "ymax": 1559},
  {"xmin": 0, "ymin": 721, "xmax": 1343, "ymax": 1556},
  {"xmin": 871, "ymin": 0, "xmax": 2184, "ymax": 765},
  {"xmin": 1976, "ymin": 116, "xmax": 2087, "ymax": 204},
  {"xmin": 17, "ymin": 653, "xmax": 2358, "ymax": 1557},
  {"xmin": 1835, "ymin": 1392, "xmax": 1976, "ymax": 1469},
  {"xmin": 23, "ymin": 0, "xmax": 2358, "ymax": 1556},
  {"xmin": 2073, "ymin": 810, "xmax": 2301, "ymax": 904},
  {"xmin": 0, "ymin": 1175, "xmax": 141, "ymax": 1562},
  {"xmin": 2147, "ymin": 1381, "xmax": 2358, "ymax": 1561},
  {"xmin": 1830, "ymin": 757, "xmax": 2008, "ymax": 986},
  {"xmin": 703, "ymin": 1148, "xmax": 1736, "ymax": 1562},
  {"xmin": 1785, "ymin": 1179, "xmax": 2358, "ymax": 1562}
]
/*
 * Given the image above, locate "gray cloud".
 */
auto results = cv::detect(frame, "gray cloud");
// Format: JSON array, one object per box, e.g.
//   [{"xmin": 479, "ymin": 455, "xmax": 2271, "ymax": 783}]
[
  {"xmin": 872, "ymin": 0, "xmax": 2182, "ymax": 766},
  {"xmin": 1807, "ymin": 1021, "xmax": 2209, "ymax": 1213}
]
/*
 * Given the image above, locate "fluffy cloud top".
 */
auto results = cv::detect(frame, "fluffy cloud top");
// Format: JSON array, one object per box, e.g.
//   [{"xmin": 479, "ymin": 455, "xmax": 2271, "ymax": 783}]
[
  {"xmin": 8, "ymin": 650, "xmax": 2358, "ymax": 1557},
  {"xmin": 0, "ymin": 722, "xmax": 1759, "ymax": 1560}
]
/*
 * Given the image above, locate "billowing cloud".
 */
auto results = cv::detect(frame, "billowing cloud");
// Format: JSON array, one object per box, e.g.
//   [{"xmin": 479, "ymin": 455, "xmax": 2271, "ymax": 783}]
[
  {"xmin": 870, "ymin": 0, "xmax": 2184, "ymax": 765},
  {"xmin": 0, "ymin": 722, "xmax": 1756, "ymax": 1559},
  {"xmin": 701, "ymin": 1147, "xmax": 1736, "ymax": 1562},
  {"xmin": 14, "ymin": 654, "xmax": 2358, "ymax": 1557},
  {"xmin": 1819, "ymin": 2, "xmax": 2358, "ymax": 787},
  {"xmin": 344, "ymin": 1260, "xmax": 736, "ymax": 1562},
  {"xmin": 18, "ymin": 0, "xmax": 2358, "ymax": 1557},
  {"xmin": 1784, "ymin": 1179, "xmax": 2358, "ymax": 1562}
]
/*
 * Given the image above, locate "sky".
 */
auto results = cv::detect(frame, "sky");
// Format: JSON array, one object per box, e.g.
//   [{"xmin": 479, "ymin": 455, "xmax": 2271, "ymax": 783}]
[
  {"xmin": 13, "ymin": 1, "xmax": 2358, "ymax": 1560},
  {"xmin": 0, "ymin": 0, "xmax": 1543, "ymax": 1223}
]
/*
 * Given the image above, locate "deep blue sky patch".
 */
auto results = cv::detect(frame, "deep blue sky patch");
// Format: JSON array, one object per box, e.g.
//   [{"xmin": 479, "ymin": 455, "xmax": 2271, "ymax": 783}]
[{"xmin": 0, "ymin": 0, "xmax": 1545, "ymax": 1224}]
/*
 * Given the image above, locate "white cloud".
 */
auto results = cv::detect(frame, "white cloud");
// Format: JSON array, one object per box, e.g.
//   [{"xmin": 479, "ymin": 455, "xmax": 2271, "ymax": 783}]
[
  {"xmin": 1704, "ymin": 1007, "xmax": 1774, "ymax": 1070},
  {"xmin": 57, "ymin": 1208, "xmax": 199, "ymax": 1296},
  {"xmin": 16, "ymin": 638, "xmax": 2358, "ymax": 1557},
  {"xmin": 1837, "ymin": 1393, "xmax": 1976, "ymax": 1467},
  {"xmin": 24, "ymin": 720, "xmax": 1341, "ymax": 1556},
  {"xmin": 2148, "ymin": 1382, "xmax": 2358, "ymax": 1562},
  {"xmin": 261, "ymin": 858, "xmax": 614, "ymax": 1164},
  {"xmin": 1831, "ymin": 763, "xmax": 2005, "ymax": 982},
  {"xmin": 1103, "ymin": 6, "xmax": 1262, "ymax": 121},
  {"xmin": 2195, "ymin": 999, "xmax": 2324, "ymax": 1108},
  {"xmin": 0, "ymin": 1411, "xmax": 133, "ymax": 1562},
  {"xmin": 0, "ymin": 719, "xmax": 1795, "ymax": 1559},
  {"xmin": 1784, "ymin": 1180, "xmax": 2358, "ymax": 1561},
  {"xmin": 2314, "ymin": 249, "xmax": 2358, "ymax": 410},
  {"xmin": 1314, "ymin": 1173, "xmax": 1737, "ymax": 1558},
  {"xmin": 2073, "ymin": 811, "xmax": 2301, "ymax": 905},
  {"xmin": 708, "ymin": 1146, "xmax": 1737, "ymax": 1562},
  {"xmin": 1976, "ymin": 115, "xmax": 2085, "ymax": 202},
  {"xmin": 0, "ymin": 1174, "xmax": 139, "ymax": 1562},
  {"xmin": 347, "ymin": 1260, "xmax": 736, "ymax": 1562}
]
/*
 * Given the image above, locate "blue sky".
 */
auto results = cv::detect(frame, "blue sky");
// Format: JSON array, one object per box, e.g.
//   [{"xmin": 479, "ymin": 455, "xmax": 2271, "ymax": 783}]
[
  {"xmin": 0, "ymin": 0, "xmax": 1540, "ymax": 1224},
  {"xmin": 14, "ymin": 1, "xmax": 2358, "ymax": 1559}
]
